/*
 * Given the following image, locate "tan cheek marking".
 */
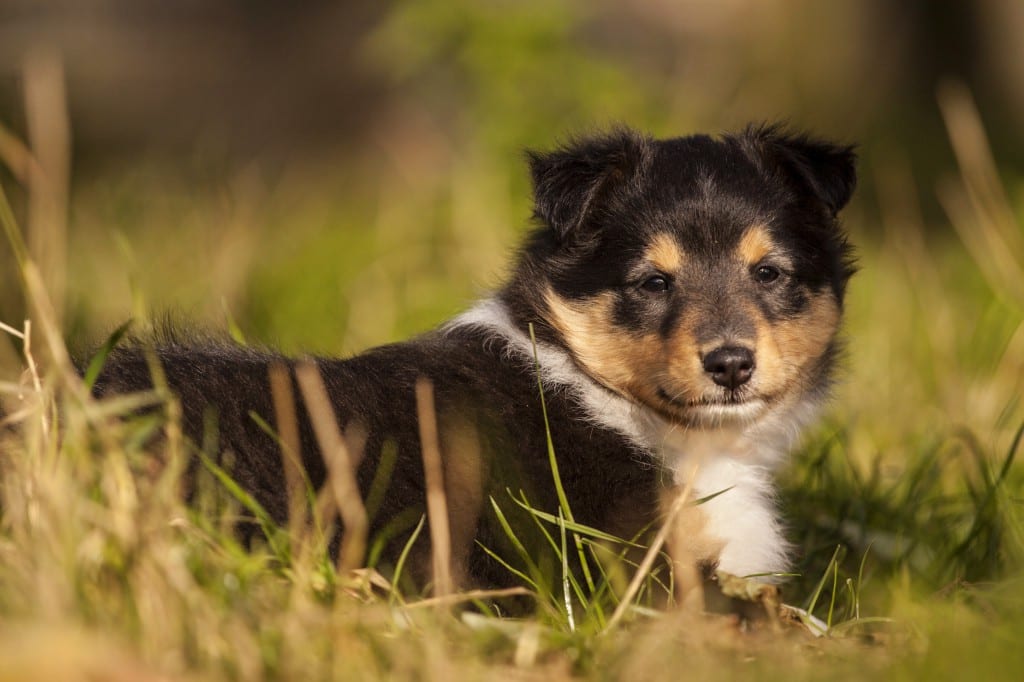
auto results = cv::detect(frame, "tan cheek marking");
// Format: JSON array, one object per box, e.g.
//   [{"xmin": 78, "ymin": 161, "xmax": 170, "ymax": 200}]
[
  {"xmin": 543, "ymin": 288, "xmax": 661, "ymax": 399},
  {"xmin": 545, "ymin": 287, "xmax": 714, "ymax": 410},
  {"xmin": 755, "ymin": 293, "xmax": 841, "ymax": 393},
  {"xmin": 736, "ymin": 224, "xmax": 774, "ymax": 265},
  {"xmin": 756, "ymin": 317, "xmax": 785, "ymax": 393},
  {"xmin": 645, "ymin": 233, "xmax": 685, "ymax": 273},
  {"xmin": 776, "ymin": 294, "xmax": 841, "ymax": 361},
  {"xmin": 662, "ymin": 312, "xmax": 707, "ymax": 403}
]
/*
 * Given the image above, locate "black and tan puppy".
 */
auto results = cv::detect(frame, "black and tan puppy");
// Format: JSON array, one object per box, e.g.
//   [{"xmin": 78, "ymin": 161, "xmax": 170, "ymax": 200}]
[{"xmin": 93, "ymin": 125, "xmax": 856, "ymax": 593}]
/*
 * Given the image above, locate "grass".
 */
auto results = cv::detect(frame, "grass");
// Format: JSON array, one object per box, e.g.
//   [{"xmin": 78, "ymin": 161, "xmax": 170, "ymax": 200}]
[{"xmin": 1, "ymin": 86, "xmax": 1024, "ymax": 679}]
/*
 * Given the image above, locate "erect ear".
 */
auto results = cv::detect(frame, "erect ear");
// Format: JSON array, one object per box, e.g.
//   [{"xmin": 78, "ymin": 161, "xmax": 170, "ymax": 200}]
[
  {"xmin": 527, "ymin": 128, "xmax": 649, "ymax": 242},
  {"xmin": 743, "ymin": 124, "xmax": 857, "ymax": 216}
]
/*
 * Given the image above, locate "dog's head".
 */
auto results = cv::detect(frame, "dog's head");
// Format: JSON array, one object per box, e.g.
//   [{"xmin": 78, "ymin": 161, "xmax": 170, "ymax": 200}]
[{"xmin": 518, "ymin": 125, "xmax": 856, "ymax": 428}]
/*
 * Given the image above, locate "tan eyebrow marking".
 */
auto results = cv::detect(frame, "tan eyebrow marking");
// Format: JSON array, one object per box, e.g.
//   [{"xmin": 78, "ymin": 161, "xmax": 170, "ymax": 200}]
[
  {"xmin": 736, "ymin": 225, "xmax": 775, "ymax": 265},
  {"xmin": 644, "ymin": 233, "xmax": 685, "ymax": 273}
]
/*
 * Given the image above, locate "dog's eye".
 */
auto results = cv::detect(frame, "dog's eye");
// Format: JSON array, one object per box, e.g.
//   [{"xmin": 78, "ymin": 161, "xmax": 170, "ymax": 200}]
[
  {"xmin": 753, "ymin": 265, "xmax": 781, "ymax": 284},
  {"xmin": 640, "ymin": 275, "xmax": 670, "ymax": 293}
]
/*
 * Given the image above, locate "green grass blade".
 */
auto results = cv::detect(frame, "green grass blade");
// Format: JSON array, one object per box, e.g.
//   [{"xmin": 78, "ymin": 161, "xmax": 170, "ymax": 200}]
[
  {"xmin": 475, "ymin": 541, "xmax": 538, "ymax": 591},
  {"xmin": 367, "ymin": 506, "xmax": 423, "ymax": 569},
  {"xmin": 221, "ymin": 297, "xmax": 247, "ymax": 345},
  {"xmin": 558, "ymin": 510, "xmax": 576, "ymax": 632},
  {"xmin": 508, "ymin": 491, "xmax": 640, "ymax": 546},
  {"xmin": 571, "ymin": 532, "xmax": 598, "ymax": 606},
  {"xmin": 854, "ymin": 543, "xmax": 872, "ymax": 621},
  {"xmin": 389, "ymin": 513, "xmax": 426, "ymax": 605},
  {"xmin": 489, "ymin": 496, "xmax": 544, "ymax": 583},
  {"xmin": 247, "ymin": 409, "xmax": 322, "ymax": 526},
  {"xmin": 511, "ymin": 489, "xmax": 592, "ymax": 618},
  {"xmin": 196, "ymin": 449, "xmax": 287, "ymax": 560},
  {"xmin": 0, "ymin": 181, "xmax": 29, "ymax": 272},
  {"xmin": 512, "ymin": 489, "xmax": 561, "ymax": 555},
  {"xmin": 949, "ymin": 420, "xmax": 1023, "ymax": 562},
  {"xmin": 826, "ymin": 550, "xmax": 840, "ymax": 629},
  {"xmin": 365, "ymin": 440, "xmax": 399, "ymax": 523},
  {"xmin": 527, "ymin": 323, "xmax": 574, "ymax": 523},
  {"xmin": 82, "ymin": 319, "xmax": 133, "ymax": 390},
  {"xmin": 805, "ymin": 544, "xmax": 844, "ymax": 624},
  {"xmin": 694, "ymin": 486, "xmax": 734, "ymax": 505}
]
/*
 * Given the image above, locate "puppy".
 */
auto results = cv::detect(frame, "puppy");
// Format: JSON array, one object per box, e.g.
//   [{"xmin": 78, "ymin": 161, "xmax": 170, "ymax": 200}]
[{"xmin": 93, "ymin": 124, "xmax": 855, "ymax": 595}]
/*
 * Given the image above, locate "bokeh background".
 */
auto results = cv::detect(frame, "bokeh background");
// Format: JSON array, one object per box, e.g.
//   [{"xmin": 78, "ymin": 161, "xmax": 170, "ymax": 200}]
[
  {"xmin": 1, "ymin": 0, "xmax": 1022, "ymax": 512},
  {"xmin": 1, "ymin": 0, "xmax": 1023, "ymax": 337}
]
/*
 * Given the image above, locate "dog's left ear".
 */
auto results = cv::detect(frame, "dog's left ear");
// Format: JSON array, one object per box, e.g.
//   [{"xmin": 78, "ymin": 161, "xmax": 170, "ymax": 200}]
[
  {"xmin": 527, "ymin": 129, "xmax": 649, "ymax": 243},
  {"xmin": 744, "ymin": 125, "xmax": 857, "ymax": 217}
]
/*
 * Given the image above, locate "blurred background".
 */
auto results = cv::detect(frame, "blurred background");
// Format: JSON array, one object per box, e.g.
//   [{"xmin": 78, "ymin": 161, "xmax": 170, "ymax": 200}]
[{"xmin": 0, "ymin": 0, "xmax": 1022, "ymax": 482}]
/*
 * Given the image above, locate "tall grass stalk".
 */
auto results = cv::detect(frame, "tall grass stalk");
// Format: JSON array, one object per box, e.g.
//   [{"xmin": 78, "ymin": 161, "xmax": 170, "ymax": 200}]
[
  {"xmin": 295, "ymin": 362, "xmax": 369, "ymax": 576},
  {"xmin": 414, "ymin": 377, "xmax": 454, "ymax": 598}
]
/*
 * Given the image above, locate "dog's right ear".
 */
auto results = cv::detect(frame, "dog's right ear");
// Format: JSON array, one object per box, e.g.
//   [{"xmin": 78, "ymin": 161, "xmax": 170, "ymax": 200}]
[
  {"xmin": 742, "ymin": 124, "xmax": 857, "ymax": 218},
  {"xmin": 527, "ymin": 129, "xmax": 649, "ymax": 243}
]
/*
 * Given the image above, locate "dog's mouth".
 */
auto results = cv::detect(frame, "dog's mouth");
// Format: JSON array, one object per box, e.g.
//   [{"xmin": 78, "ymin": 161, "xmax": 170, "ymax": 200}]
[
  {"xmin": 655, "ymin": 386, "xmax": 770, "ymax": 424},
  {"xmin": 656, "ymin": 386, "xmax": 755, "ymax": 408}
]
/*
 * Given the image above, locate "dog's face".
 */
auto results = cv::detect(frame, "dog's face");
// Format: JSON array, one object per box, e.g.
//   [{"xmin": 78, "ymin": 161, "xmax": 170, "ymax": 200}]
[{"xmin": 522, "ymin": 126, "xmax": 856, "ymax": 428}]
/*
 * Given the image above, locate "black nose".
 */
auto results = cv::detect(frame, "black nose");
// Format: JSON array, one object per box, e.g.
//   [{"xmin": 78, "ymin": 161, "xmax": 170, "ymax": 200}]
[{"xmin": 702, "ymin": 346, "xmax": 755, "ymax": 390}]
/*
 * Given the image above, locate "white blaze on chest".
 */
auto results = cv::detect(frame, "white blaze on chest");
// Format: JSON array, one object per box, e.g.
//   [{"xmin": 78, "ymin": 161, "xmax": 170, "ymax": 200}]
[{"xmin": 655, "ymin": 428, "xmax": 791, "ymax": 577}]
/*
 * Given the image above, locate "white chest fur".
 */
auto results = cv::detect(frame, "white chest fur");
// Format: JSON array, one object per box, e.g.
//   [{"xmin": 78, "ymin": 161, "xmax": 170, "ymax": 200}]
[{"xmin": 654, "ymin": 428, "xmax": 791, "ymax": 577}]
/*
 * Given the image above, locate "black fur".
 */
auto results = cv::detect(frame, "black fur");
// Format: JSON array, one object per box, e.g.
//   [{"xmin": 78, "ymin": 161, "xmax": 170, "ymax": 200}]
[{"xmin": 94, "ymin": 326, "xmax": 658, "ymax": 593}]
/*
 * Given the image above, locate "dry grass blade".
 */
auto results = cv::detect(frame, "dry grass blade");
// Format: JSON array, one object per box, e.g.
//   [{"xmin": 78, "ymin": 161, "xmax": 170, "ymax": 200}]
[
  {"xmin": 17, "ymin": 320, "xmax": 49, "ymax": 441},
  {"xmin": 604, "ymin": 466, "xmax": 698, "ymax": 632},
  {"xmin": 0, "ymin": 122, "xmax": 41, "ymax": 187},
  {"xmin": 294, "ymin": 361, "xmax": 368, "ymax": 574},
  {"xmin": 0, "ymin": 53, "xmax": 84, "ymax": 401},
  {"xmin": 268, "ymin": 363, "xmax": 308, "ymax": 541},
  {"xmin": 23, "ymin": 261, "xmax": 86, "ymax": 398},
  {"xmin": 0, "ymin": 320, "xmax": 26, "ymax": 339},
  {"xmin": 403, "ymin": 587, "xmax": 532, "ymax": 610},
  {"xmin": 937, "ymin": 80, "xmax": 1024, "ymax": 309},
  {"xmin": 24, "ymin": 48, "xmax": 71, "ymax": 328},
  {"xmin": 415, "ymin": 376, "xmax": 453, "ymax": 598}
]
